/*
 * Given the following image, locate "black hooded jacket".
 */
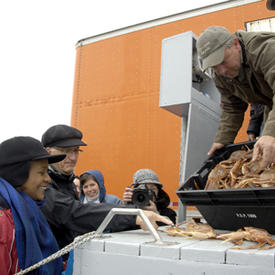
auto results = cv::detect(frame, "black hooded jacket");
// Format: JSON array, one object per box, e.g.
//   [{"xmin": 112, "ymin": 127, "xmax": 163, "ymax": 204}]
[
  {"xmin": 155, "ymin": 188, "xmax": 177, "ymax": 224},
  {"xmin": 41, "ymin": 169, "xmax": 138, "ymax": 253},
  {"xmin": 247, "ymin": 104, "xmax": 264, "ymax": 137}
]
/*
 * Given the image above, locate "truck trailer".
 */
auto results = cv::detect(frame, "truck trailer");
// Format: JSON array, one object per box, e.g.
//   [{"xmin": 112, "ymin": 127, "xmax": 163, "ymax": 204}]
[
  {"xmin": 62, "ymin": 1, "xmax": 275, "ymax": 274},
  {"xmin": 71, "ymin": 0, "xmax": 274, "ymax": 211}
]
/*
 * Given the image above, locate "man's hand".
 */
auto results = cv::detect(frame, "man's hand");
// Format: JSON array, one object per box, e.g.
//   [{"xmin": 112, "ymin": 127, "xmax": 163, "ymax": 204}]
[
  {"xmin": 122, "ymin": 187, "xmax": 133, "ymax": 205},
  {"xmin": 143, "ymin": 200, "xmax": 158, "ymax": 213},
  {"xmin": 248, "ymin": 133, "xmax": 256, "ymax": 141},
  {"xmin": 208, "ymin": 142, "xmax": 224, "ymax": 156},
  {"xmin": 253, "ymin": 135, "xmax": 275, "ymax": 169},
  {"xmin": 136, "ymin": 210, "xmax": 173, "ymax": 230}
]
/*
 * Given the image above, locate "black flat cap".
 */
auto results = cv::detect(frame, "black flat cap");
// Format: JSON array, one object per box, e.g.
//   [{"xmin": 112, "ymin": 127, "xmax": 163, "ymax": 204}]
[
  {"xmin": 0, "ymin": 136, "xmax": 66, "ymax": 167},
  {"xmin": 267, "ymin": 0, "xmax": 275, "ymax": 10},
  {"xmin": 41, "ymin": 124, "xmax": 87, "ymax": 148}
]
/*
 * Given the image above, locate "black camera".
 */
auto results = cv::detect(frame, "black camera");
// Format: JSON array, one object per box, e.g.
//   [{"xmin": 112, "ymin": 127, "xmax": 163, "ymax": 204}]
[{"xmin": 131, "ymin": 184, "xmax": 155, "ymax": 208}]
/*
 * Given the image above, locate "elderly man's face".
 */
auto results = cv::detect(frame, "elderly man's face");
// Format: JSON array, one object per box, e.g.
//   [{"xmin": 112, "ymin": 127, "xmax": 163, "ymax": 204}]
[
  {"xmin": 212, "ymin": 38, "xmax": 241, "ymax": 78},
  {"xmin": 47, "ymin": 146, "xmax": 81, "ymax": 175}
]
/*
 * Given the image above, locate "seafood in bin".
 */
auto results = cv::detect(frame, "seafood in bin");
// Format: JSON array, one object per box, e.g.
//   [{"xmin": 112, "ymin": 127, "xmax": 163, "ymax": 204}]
[{"xmin": 205, "ymin": 147, "xmax": 275, "ymax": 190}]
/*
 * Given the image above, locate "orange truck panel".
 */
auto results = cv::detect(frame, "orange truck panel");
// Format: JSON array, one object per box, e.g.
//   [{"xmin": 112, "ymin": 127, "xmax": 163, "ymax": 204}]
[{"xmin": 72, "ymin": 0, "xmax": 273, "ymax": 206}]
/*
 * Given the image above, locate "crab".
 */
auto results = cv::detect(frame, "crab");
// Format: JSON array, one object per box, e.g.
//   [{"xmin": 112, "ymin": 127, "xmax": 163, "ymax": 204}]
[
  {"xmin": 233, "ymin": 163, "xmax": 275, "ymax": 188},
  {"xmin": 228, "ymin": 149, "xmax": 252, "ymax": 161},
  {"xmin": 205, "ymin": 148, "xmax": 275, "ymax": 190},
  {"xmin": 259, "ymin": 163, "xmax": 275, "ymax": 182},
  {"xmin": 217, "ymin": 226, "xmax": 275, "ymax": 250},
  {"xmin": 230, "ymin": 158, "xmax": 246, "ymax": 186},
  {"xmin": 162, "ymin": 219, "xmax": 217, "ymax": 240},
  {"xmin": 162, "ymin": 220, "xmax": 275, "ymax": 250},
  {"xmin": 241, "ymin": 159, "xmax": 262, "ymax": 177},
  {"xmin": 205, "ymin": 161, "xmax": 231, "ymax": 190}
]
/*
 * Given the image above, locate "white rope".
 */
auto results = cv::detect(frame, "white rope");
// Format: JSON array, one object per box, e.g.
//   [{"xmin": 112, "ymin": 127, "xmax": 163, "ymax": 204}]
[{"xmin": 14, "ymin": 231, "xmax": 96, "ymax": 275}]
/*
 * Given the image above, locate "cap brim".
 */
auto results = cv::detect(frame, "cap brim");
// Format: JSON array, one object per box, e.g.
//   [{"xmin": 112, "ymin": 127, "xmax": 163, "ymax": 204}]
[
  {"xmin": 138, "ymin": 180, "xmax": 163, "ymax": 187},
  {"xmin": 33, "ymin": 153, "xmax": 66, "ymax": 164},
  {"xmin": 51, "ymin": 138, "xmax": 87, "ymax": 148},
  {"xmin": 202, "ymin": 45, "xmax": 226, "ymax": 71},
  {"xmin": 267, "ymin": 0, "xmax": 275, "ymax": 10}
]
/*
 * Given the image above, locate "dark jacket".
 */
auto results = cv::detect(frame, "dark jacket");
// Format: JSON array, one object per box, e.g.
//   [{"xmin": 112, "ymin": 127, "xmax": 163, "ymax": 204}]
[
  {"xmin": 247, "ymin": 104, "xmax": 264, "ymax": 137},
  {"xmin": 214, "ymin": 31, "xmax": 275, "ymax": 144},
  {"xmin": 156, "ymin": 189, "xmax": 177, "ymax": 225},
  {"xmin": 41, "ymin": 169, "xmax": 137, "ymax": 252}
]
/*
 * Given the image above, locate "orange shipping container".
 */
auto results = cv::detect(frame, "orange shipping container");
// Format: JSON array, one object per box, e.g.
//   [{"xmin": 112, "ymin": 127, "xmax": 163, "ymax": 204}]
[{"xmin": 71, "ymin": 0, "xmax": 274, "ymax": 207}]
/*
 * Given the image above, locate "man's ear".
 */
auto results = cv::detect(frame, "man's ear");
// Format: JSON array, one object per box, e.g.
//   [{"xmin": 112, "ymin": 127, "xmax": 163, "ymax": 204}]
[
  {"xmin": 233, "ymin": 37, "xmax": 241, "ymax": 49},
  {"xmin": 45, "ymin": 147, "xmax": 51, "ymax": 154}
]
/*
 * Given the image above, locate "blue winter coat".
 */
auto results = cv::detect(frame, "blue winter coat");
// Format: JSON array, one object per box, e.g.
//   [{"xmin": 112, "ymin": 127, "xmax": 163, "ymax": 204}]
[{"xmin": 80, "ymin": 169, "xmax": 121, "ymax": 204}]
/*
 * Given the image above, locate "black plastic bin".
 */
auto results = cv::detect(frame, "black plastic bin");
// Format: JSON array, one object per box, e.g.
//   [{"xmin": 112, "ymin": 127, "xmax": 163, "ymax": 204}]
[{"xmin": 176, "ymin": 141, "xmax": 275, "ymax": 233}]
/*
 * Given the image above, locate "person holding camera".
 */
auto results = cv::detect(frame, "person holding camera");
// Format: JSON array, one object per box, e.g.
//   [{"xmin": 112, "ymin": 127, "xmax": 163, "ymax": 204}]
[{"xmin": 122, "ymin": 169, "xmax": 177, "ymax": 224}]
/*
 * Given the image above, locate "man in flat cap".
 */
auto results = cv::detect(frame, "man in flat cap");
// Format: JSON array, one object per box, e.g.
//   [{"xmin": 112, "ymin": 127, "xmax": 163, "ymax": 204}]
[
  {"xmin": 41, "ymin": 124, "xmax": 86, "ymax": 198},
  {"xmin": 41, "ymin": 124, "xmax": 172, "ymax": 259},
  {"xmin": 197, "ymin": 26, "xmax": 275, "ymax": 169}
]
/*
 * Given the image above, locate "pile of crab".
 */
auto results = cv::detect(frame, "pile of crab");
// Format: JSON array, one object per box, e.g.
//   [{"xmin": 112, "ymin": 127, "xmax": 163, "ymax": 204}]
[
  {"xmin": 161, "ymin": 218, "xmax": 275, "ymax": 250},
  {"xmin": 205, "ymin": 148, "xmax": 275, "ymax": 190}
]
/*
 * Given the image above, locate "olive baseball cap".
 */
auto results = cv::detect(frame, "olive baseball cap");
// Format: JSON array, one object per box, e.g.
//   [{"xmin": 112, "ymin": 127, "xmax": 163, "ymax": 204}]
[{"xmin": 197, "ymin": 26, "xmax": 233, "ymax": 71}]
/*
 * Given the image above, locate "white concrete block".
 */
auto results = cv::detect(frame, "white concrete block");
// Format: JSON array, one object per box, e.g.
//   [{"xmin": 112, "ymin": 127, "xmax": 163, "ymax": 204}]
[
  {"xmin": 181, "ymin": 239, "xmax": 234, "ymax": 263},
  {"xmin": 226, "ymin": 243, "xmax": 275, "ymax": 268},
  {"xmin": 79, "ymin": 237, "xmax": 105, "ymax": 252},
  {"xmin": 105, "ymin": 240, "xmax": 140, "ymax": 256},
  {"xmin": 140, "ymin": 235, "xmax": 198, "ymax": 259}
]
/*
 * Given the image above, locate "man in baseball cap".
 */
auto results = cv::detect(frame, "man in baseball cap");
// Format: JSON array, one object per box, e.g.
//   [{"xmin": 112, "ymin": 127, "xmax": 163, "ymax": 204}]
[
  {"xmin": 196, "ymin": 26, "xmax": 275, "ymax": 170},
  {"xmin": 197, "ymin": 26, "xmax": 233, "ymax": 71}
]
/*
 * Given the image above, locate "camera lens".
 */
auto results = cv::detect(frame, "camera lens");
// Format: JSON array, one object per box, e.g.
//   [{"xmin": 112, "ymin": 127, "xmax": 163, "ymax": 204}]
[
  {"xmin": 136, "ymin": 193, "xmax": 145, "ymax": 203},
  {"xmin": 131, "ymin": 184, "xmax": 154, "ymax": 207}
]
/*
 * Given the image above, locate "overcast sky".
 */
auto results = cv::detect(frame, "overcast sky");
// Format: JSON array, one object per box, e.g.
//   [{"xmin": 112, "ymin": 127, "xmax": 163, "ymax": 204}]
[{"xmin": 0, "ymin": 0, "xmax": 223, "ymax": 142}]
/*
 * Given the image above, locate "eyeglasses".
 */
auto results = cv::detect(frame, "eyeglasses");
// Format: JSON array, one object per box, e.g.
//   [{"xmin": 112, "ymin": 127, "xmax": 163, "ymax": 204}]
[{"xmin": 53, "ymin": 147, "xmax": 83, "ymax": 156}]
